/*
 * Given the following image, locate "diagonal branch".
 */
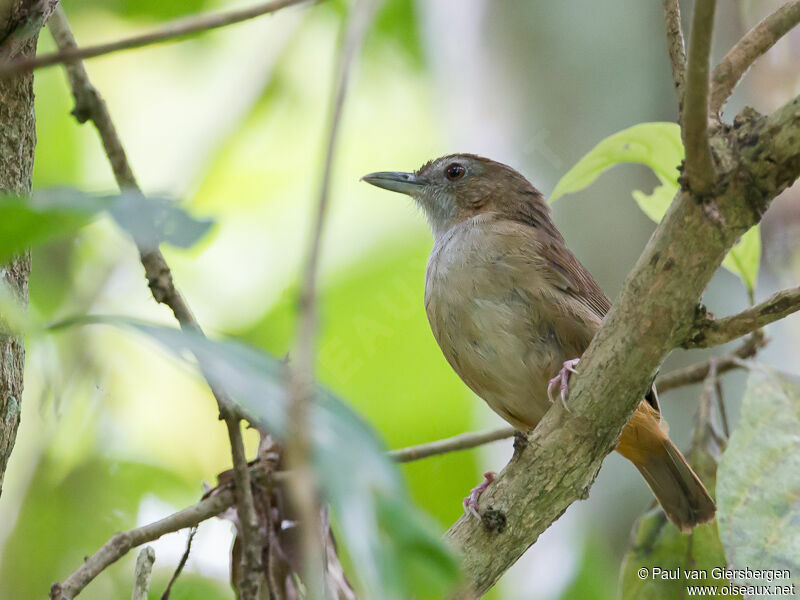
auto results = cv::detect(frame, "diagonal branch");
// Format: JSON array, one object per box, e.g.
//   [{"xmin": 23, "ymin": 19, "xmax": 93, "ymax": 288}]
[
  {"xmin": 684, "ymin": 286, "xmax": 800, "ymax": 348},
  {"xmin": 0, "ymin": 0, "xmax": 317, "ymax": 79},
  {"xmin": 710, "ymin": 0, "xmax": 800, "ymax": 114},
  {"xmin": 50, "ymin": 488, "xmax": 236, "ymax": 600},
  {"xmin": 682, "ymin": 0, "xmax": 717, "ymax": 194},
  {"xmin": 446, "ymin": 90, "xmax": 800, "ymax": 596},
  {"xmin": 47, "ymin": 7, "xmax": 265, "ymax": 598},
  {"xmin": 285, "ymin": 0, "xmax": 379, "ymax": 594},
  {"xmin": 661, "ymin": 0, "xmax": 687, "ymax": 106}
]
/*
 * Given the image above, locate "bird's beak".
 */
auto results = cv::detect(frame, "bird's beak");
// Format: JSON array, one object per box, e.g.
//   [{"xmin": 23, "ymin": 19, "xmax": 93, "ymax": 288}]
[{"xmin": 361, "ymin": 171, "xmax": 421, "ymax": 196}]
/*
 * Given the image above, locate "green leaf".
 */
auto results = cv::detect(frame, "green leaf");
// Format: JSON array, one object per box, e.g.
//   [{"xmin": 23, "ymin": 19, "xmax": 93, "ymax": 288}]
[
  {"xmin": 550, "ymin": 122, "xmax": 761, "ymax": 291},
  {"xmin": 721, "ymin": 225, "xmax": 760, "ymax": 293},
  {"xmin": 620, "ymin": 511, "xmax": 741, "ymax": 600},
  {"xmin": 0, "ymin": 189, "xmax": 213, "ymax": 263},
  {"xmin": 56, "ymin": 317, "xmax": 461, "ymax": 599},
  {"xmin": 550, "ymin": 122, "xmax": 683, "ymax": 204},
  {"xmin": 716, "ymin": 368, "xmax": 800, "ymax": 593}
]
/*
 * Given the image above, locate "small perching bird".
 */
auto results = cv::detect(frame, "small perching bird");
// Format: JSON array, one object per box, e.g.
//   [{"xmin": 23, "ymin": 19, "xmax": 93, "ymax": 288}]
[{"xmin": 362, "ymin": 154, "xmax": 715, "ymax": 532}]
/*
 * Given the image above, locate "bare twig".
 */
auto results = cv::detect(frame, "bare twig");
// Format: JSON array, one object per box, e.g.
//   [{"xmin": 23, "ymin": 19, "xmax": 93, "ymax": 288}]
[
  {"xmin": 50, "ymin": 489, "xmax": 235, "ymax": 600},
  {"xmin": 160, "ymin": 527, "xmax": 197, "ymax": 600},
  {"xmin": 286, "ymin": 0, "xmax": 379, "ymax": 595},
  {"xmin": 655, "ymin": 331, "xmax": 766, "ymax": 393},
  {"xmin": 661, "ymin": 0, "xmax": 687, "ymax": 105},
  {"xmin": 0, "ymin": 0, "xmax": 316, "ymax": 79},
  {"xmin": 685, "ymin": 286, "xmax": 800, "ymax": 348},
  {"xmin": 389, "ymin": 427, "xmax": 515, "ymax": 463},
  {"xmin": 710, "ymin": 0, "xmax": 800, "ymax": 114},
  {"xmin": 682, "ymin": 0, "xmax": 717, "ymax": 194},
  {"xmin": 131, "ymin": 547, "xmax": 156, "ymax": 600},
  {"xmin": 47, "ymin": 8, "xmax": 264, "ymax": 597}
]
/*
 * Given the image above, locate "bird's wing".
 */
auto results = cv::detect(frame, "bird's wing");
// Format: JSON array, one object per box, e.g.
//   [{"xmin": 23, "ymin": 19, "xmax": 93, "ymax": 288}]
[{"xmin": 538, "ymin": 233, "xmax": 612, "ymax": 319}]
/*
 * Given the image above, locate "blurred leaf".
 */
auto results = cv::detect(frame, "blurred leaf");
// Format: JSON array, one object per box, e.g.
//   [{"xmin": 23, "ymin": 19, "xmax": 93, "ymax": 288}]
[
  {"xmin": 556, "ymin": 538, "xmax": 616, "ymax": 600},
  {"xmin": 242, "ymin": 242, "xmax": 481, "ymax": 531},
  {"xmin": 72, "ymin": 0, "xmax": 212, "ymax": 21},
  {"xmin": 0, "ymin": 457, "xmax": 192, "ymax": 600},
  {"xmin": 107, "ymin": 192, "xmax": 214, "ymax": 251},
  {"xmin": 717, "ymin": 368, "xmax": 800, "ymax": 591},
  {"xmin": 551, "ymin": 122, "xmax": 760, "ymax": 291},
  {"xmin": 65, "ymin": 317, "xmax": 461, "ymax": 599},
  {"xmin": 0, "ymin": 189, "xmax": 213, "ymax": 262},
  {"xmin": 619, "ymin": 512, "xmax": 740, "ymax": 599}
]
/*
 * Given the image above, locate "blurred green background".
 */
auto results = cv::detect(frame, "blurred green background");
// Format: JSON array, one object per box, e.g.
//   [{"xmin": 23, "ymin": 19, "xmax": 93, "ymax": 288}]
[{"xmin": 2, "ymin": 0, "xmax": 800, "ymax": 598}]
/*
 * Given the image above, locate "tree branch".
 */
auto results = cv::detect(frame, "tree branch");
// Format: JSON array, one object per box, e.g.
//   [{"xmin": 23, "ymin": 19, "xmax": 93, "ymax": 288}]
[
  {"xmin": 710, "ymin": 0, "xmax": 800, "ymax": 114},
  {"xmin": 682, "ymin": 0, "xmax": 717, "ymax": 194},
  {"xmin": 0, "ymin": 0, "xmax": 316, "ymax": 79},
  {"xmin": 48, "ymin": 8, "xmax": 265, "ymax": 597},
  {"xmin": 286, "ymin": 0, "xmax": 378, "ymax": 594},
  {"xmin": 389, "ymin": 427, "xmax": 515, "ymax": 463},
  {"xmin": 131, "ymin": 547, "xmax": 155, "ymax": 600},
  {"xmin": 661, "ymin": 0, "xmax": 687, "ymax": 106},
  {"xmin": 50, "ymin": 488, "xmax": 236, "ymax": 600},
  {"xmin": 656, "ymin": 331, "xmax": 766, "ymax": 393},
  {"xmin": 446, "ymin": 91, "xmax": 800, "ymax": 596},
  {"xmin": 685, "ymin": 286, "xmax": 800, "ymax": 348}
]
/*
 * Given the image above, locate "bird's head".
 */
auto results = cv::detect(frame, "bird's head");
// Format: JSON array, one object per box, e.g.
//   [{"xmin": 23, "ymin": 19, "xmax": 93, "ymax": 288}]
[{"xmin": 362, "ymin": 153, "xmax": 547, "ymax": 236}]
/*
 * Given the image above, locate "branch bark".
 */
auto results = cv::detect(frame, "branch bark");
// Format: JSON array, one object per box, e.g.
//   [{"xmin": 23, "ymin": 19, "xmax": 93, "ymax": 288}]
[
  {"xmin": 661, "ymin": 0, "xmax": 687, "ymax": 106},
  {"xmin": 656, "ymin": 331, "xmax": 766, "ymax": 392},
  {"xmin": 48, "ymin": 8, "xmax": 265, "ymax": 597},
  {"xmin": 50, "ymin": 488, "xmax": 236, "ymax": 600},
  {"xmin": 0, "ymin": 0, "xmax": 42, "ymax": 498},
  {"xmin": 131, "ymin": 547, "xmax": 155, "ymax": 600},
  {"xmin": 0, "ymin": 0, "xmax": 316, "ymax": 78},
  {"xmin": 710, "ymin": 0, "xmax": 800, "ymax": 114},
  {"xmin": 685, "ymin": 286, "xmax": 800, "ymax": 348},
  {"xmin": 682, "ymin": 0, "xmax": 717, "ymax": 194},
  {"xmin": 446, "ymin": 91, "xmax": 800, "ymax": 596}
]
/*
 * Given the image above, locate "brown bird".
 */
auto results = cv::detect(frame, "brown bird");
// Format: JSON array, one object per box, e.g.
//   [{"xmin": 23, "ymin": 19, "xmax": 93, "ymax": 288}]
[{"xmin": 362, "ymin": 153, "xmax": 715, "ymax": 532}]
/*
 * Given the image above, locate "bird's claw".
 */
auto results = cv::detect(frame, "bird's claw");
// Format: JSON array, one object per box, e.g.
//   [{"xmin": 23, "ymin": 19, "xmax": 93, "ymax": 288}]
[
  {"xmin": 547, "ymin": 358, "xmax": 580, "ymax": 411},
  {"xmin": 462, "ymin": 471, "xmax": 496, "ymax": 518}
]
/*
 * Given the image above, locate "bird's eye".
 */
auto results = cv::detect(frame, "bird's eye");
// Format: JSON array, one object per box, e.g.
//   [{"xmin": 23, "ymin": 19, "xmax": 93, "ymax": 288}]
[{"xmin": 445, "ymin": 163, "xmax": 466, "ymax": 181}]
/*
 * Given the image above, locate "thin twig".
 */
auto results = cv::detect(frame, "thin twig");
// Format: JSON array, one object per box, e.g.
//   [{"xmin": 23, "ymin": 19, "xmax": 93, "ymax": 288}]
[
  {"xmin": 684, "ymin": 285, "xmax": 800, "ymax": 347},
  {"xmin": 714, "ymin": 374, "xmax": 730, "ymax": 439},
  {"xmin": 389, "ymin": 427, "xmax": 515, "ymax": 463},
  {"xmin": 131, "ymin": 547, "xmax": 156, "ymax": 600},
  {"xmin": 286, "ymin": 0, "xmax": 379, "ymax": 595},
  {"xmin": 0, "ymin": 0, "xmax": 316, "ymax": 79},
  {"xmin": 710, "ymin": 0, "xmax": 800, "ymax": 114},
  {"xmin": 661, "ymin": 0, "xmax": 687, "ymax": 107},
  {"xmin": 50, "ymin": 489, "xmax": 235, "ymax": 600},
  {"xmin": 655, "ymin": 330, "xmax": 766, "ymax": 393},
  {"xmin": 47, "ymin": 8, "xmax": 265, "ymax": 598},
  {"xmin": 160, "ymin": 527, "xmax": 197, "ymax": 600},
  {"xmin": 682, "ymin": 0, "xmax": 717, "ymax": 194}
]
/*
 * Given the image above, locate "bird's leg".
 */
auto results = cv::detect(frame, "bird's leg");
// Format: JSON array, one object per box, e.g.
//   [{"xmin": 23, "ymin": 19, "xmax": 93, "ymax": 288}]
[
  {"xmin": 547, "ymin": 358, "xmax": 580, "ymax": 410},
  {"xmin": 462, "ymin": 471, "xmax": 496, "ymax": 518}
]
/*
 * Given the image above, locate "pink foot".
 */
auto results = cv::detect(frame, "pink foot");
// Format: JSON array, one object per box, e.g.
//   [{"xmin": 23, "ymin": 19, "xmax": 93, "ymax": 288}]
[
  {"xmin": 548, "ymin": 358, "xmax": 580, "ymax": 410},
  {"xmin": 463, "ymin": 471, "xmax": 496, "ymax": 518}
]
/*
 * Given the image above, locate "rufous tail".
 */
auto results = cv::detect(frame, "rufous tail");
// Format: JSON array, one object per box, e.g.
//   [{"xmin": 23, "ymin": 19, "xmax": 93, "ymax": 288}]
[{"xmin": 617, "ymin": 402, "xmax": 716, "ymax": 532}]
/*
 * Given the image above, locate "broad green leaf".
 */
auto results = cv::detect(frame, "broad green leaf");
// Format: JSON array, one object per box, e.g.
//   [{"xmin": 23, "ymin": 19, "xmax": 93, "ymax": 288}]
[
  {"xmin": 550, "ymin": 122, "xmax": 683, "ymax": 204},
  {"xmin": 550, "ymin": 122, "xmax": 760, "ymax": 291},
  {"xmin": 56, "ymin": 317, "xmax": 461, "ymax": 599},
  {"xmin": 717, "ymin": 368, "xmax": 800, "ymax": 593},
  {"xmin": 619, "ymin": 511, "xmax": 740, "ymax": 600},
  {"xmin": 0, "ymin": 189, "xmax": 213, "ymax": 263}
]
